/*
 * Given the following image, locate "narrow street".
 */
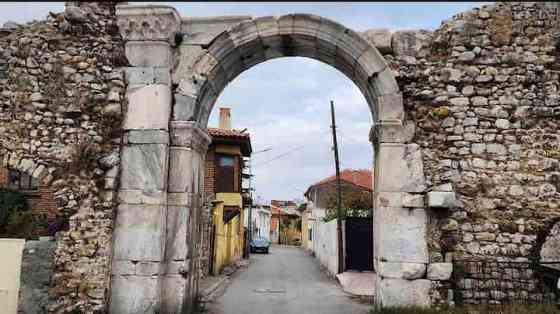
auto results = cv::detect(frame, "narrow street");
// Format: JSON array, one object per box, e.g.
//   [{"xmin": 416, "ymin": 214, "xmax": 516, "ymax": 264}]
[{"xmin": 205, "ymin": 245, "xmax": 372, "ymax": 314}]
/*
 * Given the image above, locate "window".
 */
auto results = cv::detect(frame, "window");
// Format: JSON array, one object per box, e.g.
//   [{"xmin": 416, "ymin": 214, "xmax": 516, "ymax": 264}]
[
  {"xmin": 215, "ymin": 154, "xmax": 237, "ymax": 193},
  {"xmin": 8, "ymin": 169, "xmax": 38, "ymax": 191},
  {"xmin": 308, "ymin": 228, "xmax": 313, "ymax": 241}
]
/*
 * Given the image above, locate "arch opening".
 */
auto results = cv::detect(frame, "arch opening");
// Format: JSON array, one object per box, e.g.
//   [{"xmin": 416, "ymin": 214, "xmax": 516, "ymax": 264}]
[{"xmin": 178, "ymin": 14, "xmax": 401, "ymax": 127}]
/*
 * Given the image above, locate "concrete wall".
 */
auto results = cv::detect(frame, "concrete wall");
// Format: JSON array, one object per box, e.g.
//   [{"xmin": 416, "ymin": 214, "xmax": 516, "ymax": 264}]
[
  {"xmin": 312, "ymin": 219, "xmax": 339, "ymax": 276},
  {"xmin": 0, "ymin": 239, "xmax": 25, "ymax": 314},
  {"xmin": 18, "ymin": 238, "xmax": 56, "ymax": 314}
]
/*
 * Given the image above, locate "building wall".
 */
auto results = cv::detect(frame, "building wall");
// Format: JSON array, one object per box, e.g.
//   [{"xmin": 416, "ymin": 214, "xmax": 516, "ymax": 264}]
[
  {"xmin": 312, "ymin": 219, "xmax": 339, "ymax": 276},
  {"xmin": 0, "ymin": 167, "xmax": 57, "ymax": 222},
  {"xmin": 270, "ymin": 216, "xmax": 279, "ymax": 244},
  {"xmin": 302, "ymin": 210, "xmax": 314, "ymax": 251},
  {"xmin": 0, "ymin": 239, "xmax": 25, "ymax": 314},
  {"xmin": 211, "ymin": 193, "xmax": 244, "ymax": 275}
]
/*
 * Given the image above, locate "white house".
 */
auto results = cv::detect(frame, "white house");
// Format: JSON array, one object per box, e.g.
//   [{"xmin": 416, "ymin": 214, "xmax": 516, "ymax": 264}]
[{"xmin": 244, "ymin": 204, "xmax": 271, "ymax": 241}]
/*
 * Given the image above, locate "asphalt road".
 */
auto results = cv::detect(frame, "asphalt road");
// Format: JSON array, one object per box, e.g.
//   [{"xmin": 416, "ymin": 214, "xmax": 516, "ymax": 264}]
[{"xmin": 205, "ymin": 245, "xmax": 372, "ymax": 314}]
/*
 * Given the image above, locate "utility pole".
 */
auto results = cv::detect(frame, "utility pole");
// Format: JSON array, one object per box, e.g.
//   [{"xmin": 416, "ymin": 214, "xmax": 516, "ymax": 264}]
[
  {"xmin": 330, "ymin": 100, "xmax": 344, "ymax": 274},
  {"xmin": 246, "ymin": 158, "xmax": 253, "ymax": 259}
]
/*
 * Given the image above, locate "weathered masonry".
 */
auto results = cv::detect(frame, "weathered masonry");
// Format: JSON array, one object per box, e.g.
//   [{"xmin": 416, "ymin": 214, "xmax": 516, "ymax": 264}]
[
  {"xmin": 113, "ymin": 5, "xmax": 428, "ymax": 312},
  {"xmin": 0, "ymin": 1, "xmax": 559, "ymax": 313}
]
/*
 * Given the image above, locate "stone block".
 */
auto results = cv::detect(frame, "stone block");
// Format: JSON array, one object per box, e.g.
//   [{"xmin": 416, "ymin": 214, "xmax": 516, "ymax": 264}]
[
  {"xmin": 376, "ymin": 277, "xmax": 431, "ymax": 307},
  {"xmin": 255, "ymin": 16, "xmax": 279, "ymax": 38},
  {"xmin": 356, "ymin": 46, "xmax": 386, "ymax": 79},
  {"xmin": 427, "ymin": 263, "xmax": 453, "ymax": 280},
  {"xmin": 111, "ymin": 260, "xmax": 136, "ymax": 275},
  {"xmin": 118, "ymin": 190, "xmax": 167, "ymax": 205},
  {"xmin": 136, "ymin": 261, "xmax": 161, "ymax": 276},
  {"xmin": 228, "ymin": 19, "xmax": 259, "ymax": 47},
  {"xmin": 375, "ymin": 206, "xmax": 428, "ymax": 263},
  {"xmin": 166, "ymin": 205, "xmax": 190, "ymax": 261},
  {"xmin": 124, "ymin": 84, "xmax": 171, "ymax": 131},
  {"xmin": 120, "ymin": 144, "xmax": 168, "ymax": 191},
  {"xmin": 292, "ymin": 14, "xmax": 322, "ymax": 37},
  {"xmin": 378, "ymin": 262, "xmax": 426, "ymax": 280},
  {"xmin": 370, "ymin": 121, "xmax": 405, "ymax": 143},
  {"xmin": 373, "ymin": 67, "xmax": 399, "ymax": 96},
  {"xmin": 168, "ymin": 147, "xmax": 204, "ymax": 193},
  {"xmin": 124, "ymin": 130, "xmax": 169, "ymax": 144},
  {"xmin": 377, "ymin": 93, "xmax": 404, "ymax": 121},
  {"xmin": 112, "ymin": 204, "xmax": 165, "ymax": 261},
  {"xmin": 540, "ymin": 222, "xmax": 560, "ymax": 271},
  {"xmin": 403, "ymin": 193, "xmax": 424, "ymax": 208},
  {"xmin": 168, "ymin": 192, "xmax": 194, "ymax": 206},
  {"xmin": 125, "ymin": 41, "xmax": 172, "ymax": 67},
  {"xmin": 375, "ymin": 143, "xmax": 426, "ymax": 193},
  {"xmin": 375, "ymin": 192, "xmax": 402, "ymax": 208},
  {"xmin": 391, "ymin": 30, "xmax": 432, "ymax": 57},
  {"xmin": 161, "ymin": 275, "xmax": 188, "ymax": 314},
  {"xmin": 170, "ymin": 121, "xmax": 211, "ymax": 150},
  {"xmin": 173, "ymin": 93, "xmax": 197, "ymax": 121},
  {"xmin": 125, "ymin": 67, "xmax": 171, "ymax": 87},
  {"xmin": 109, "ymin": 275, "xmax": 159, "ymax": 314},
  {"xmin": 181, "ymin": 16, "xmax": 251, "ymax": 45},
  {"xmin": 361, "ymin": 28, "xmax": 393, "ymax": 54},
  {"xmin": 427, "ymin": 191, "xmax": 456, "ymax": 208}
]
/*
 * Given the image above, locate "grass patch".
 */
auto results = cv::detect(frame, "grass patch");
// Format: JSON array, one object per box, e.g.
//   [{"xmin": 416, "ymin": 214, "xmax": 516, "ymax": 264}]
[{"xmin": 370, "ymin": 304, "xmax": 560, "ymax": 314}]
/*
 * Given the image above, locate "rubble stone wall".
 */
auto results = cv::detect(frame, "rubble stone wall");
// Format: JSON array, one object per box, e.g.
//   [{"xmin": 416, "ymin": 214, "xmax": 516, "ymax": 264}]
[
  {"xmin": 0, "ymin": 2, "xmax": 125, "ymax": 313},
  {"xmin": 363, "ymin": 1, "xmax": 560, "ymax": 305},
  {"xmin": 0, "ymin": 0, "xmax": 559, "ymax": 312}
]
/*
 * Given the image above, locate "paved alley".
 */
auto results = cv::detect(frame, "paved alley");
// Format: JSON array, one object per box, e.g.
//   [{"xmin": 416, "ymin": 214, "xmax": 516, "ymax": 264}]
[{"xmin": 205, "ymin": 245, "xmax": 372, "ymax": 314}]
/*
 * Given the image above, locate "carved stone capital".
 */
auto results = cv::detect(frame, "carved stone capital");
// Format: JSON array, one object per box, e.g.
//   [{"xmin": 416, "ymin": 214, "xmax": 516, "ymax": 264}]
[
  {"xmin": 116, "ymin": 5, "xmax": 181, "ymax": 43},
  {"xmin": 170, "ymin": 121, "xmax": 211, "ymax": 153}
]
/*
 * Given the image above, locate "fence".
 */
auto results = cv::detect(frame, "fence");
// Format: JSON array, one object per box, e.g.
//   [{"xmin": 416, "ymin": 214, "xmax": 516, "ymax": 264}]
[{"xmin": 452, "ymin": 260, "xmax": 560, "ymax": 307}]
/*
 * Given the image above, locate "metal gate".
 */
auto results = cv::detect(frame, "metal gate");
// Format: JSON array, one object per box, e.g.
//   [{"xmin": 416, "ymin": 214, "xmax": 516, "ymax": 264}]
[{"xmin": 344, "ymin": 217, "xmax": 374, "ymax": 271}]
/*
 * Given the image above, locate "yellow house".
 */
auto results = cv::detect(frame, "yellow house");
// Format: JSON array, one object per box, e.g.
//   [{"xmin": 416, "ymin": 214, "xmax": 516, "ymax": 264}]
[{"xmin": 202, "ymin": 108, "xmax": 252, "ymax": 276}]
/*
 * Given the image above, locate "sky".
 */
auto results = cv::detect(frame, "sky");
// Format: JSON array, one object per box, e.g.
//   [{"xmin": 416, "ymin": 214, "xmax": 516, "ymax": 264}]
[{"xmin": 0, "ymin": 2, "xmax": 488, "ymax": 204}]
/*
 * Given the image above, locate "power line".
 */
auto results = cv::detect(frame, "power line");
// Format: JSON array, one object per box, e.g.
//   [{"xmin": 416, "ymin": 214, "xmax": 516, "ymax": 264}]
[{"xmin": 252, "ymin": 129, "xmax": 331, "ymax": 167}]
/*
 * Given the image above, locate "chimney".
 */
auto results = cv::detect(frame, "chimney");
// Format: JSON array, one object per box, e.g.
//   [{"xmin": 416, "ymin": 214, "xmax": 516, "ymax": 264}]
[{"xmin": 219, "ymin": 107, "xmax": 231, "ymax": 130}]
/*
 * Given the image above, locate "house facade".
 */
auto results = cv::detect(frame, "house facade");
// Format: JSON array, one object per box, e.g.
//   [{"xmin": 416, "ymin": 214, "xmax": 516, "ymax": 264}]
[
  {"xmin": 304, "ymin": 169, "xmax": 374, "ymax": 275},
  {"xmin": 244, "ymin": 204, "xmax": 271, "ymax": 242},
  {"xmin": 270, "ymin": 200, "xmax": 302, "ymax": 246},
  {"xmin": 201, "ymin": 108, "xmax": 252, "ymax": 276}
]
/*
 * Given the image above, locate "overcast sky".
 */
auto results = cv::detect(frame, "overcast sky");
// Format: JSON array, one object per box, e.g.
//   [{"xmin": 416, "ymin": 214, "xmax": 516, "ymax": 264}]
[{"xmin": 1, "ymin": 2, "xmax": 487, "ymax": 204}]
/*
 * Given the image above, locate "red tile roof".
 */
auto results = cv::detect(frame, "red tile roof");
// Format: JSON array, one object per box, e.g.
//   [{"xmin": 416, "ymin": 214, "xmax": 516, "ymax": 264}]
[
  {"xmin": 208, "ymin": 128, "xmax": 250, "ymax": 140},
  {"xmin": 208, "ymin": 127, "xmax": 252, "ymax": 156},
  {"xmin": 305, "ymin": 169, "xmax": 373, "ymax": 196}
]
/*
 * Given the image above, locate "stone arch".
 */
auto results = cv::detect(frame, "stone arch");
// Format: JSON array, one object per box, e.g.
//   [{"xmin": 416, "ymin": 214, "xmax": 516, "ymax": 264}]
[
  {"xmin": 179, "ymin": 14, "xmax": 401, "ymax": 126},
  {"xmin": 116, "ymin": 5, "xmax": 429, "ymax": 312},
  {"xmin": 1, "ymin": 152, "xmax": 50, "ymax": 183}
]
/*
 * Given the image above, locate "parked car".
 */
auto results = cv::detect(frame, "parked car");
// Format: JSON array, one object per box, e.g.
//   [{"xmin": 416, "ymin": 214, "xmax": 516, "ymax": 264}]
[{"xmin": 250, "ymin": 238, "xmax": 270, "ymax": 254}]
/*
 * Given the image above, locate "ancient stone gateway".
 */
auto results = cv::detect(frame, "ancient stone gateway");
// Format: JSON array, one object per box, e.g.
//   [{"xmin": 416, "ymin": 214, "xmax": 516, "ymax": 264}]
[{"xmin": 114, "ymin": 4, "xmax": 430, "ymax": 313}]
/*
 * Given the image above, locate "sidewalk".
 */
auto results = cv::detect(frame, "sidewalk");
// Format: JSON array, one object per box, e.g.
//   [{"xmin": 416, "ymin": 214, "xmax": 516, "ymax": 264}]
[
  {"xmin": 198, "ymin": 259, "xmax": 250, "ymax": 303},
  {"xmin": 336, "ymin": 271, "xmax": 376, "ymax": 298}
]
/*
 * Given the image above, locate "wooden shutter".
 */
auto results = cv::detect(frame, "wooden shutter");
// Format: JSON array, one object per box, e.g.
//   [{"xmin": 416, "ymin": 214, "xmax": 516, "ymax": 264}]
[{"xmin": 215, "ymin": 154, "xmax": 235, "ymax": 193}]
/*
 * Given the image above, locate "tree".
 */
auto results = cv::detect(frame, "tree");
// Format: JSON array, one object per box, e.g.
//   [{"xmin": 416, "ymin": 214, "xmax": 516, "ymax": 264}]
[{"xmin": 323, "ymin": 183, "xmax": 373, "ymax": 221}]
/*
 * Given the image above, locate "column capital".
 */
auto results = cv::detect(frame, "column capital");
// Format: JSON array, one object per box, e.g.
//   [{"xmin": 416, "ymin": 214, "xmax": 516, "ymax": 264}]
[
  {"xmin": 116, "ymin": 4, "xmax": 181, "ymax": 43},
  {"xmin": 170, "ymin": 121, "xmax": 211, "ymax": 153}
]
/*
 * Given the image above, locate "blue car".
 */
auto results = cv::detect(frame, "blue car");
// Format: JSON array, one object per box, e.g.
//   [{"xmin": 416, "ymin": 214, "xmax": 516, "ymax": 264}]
[{"xmin": 250, "ymin": 238, "xmax": 270, "ymax": 254}]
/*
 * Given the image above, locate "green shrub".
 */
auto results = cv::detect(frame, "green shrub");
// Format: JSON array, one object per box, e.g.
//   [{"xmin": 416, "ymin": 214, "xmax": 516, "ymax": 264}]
[
  {"xmin": 1, "ymin": 210, "xmax": 48, "ymax": 239},
  {"xmin": 0, "ymin": 187, "xmax": 28, "ymax": 228}
]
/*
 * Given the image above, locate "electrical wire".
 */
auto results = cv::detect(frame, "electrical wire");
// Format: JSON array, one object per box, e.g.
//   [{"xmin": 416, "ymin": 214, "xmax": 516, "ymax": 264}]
[{"xmin": 252, "ymin": 129, "xmax": 332, "ymax": 167}]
